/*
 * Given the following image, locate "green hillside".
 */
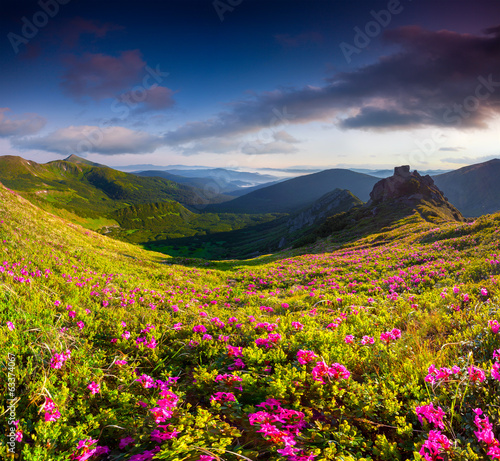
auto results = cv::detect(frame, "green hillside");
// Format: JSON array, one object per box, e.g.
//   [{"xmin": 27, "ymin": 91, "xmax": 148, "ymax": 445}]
[{"xmin": 2, "ymin": 181, "xmax": 500, "ymax": 460}]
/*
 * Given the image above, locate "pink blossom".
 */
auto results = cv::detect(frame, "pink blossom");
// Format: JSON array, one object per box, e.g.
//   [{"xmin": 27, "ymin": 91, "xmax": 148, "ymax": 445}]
[
  {"xmin": 6, "ymin": 321, "xmax": 15, "ymax": 331},
  {"xmin": 489, "ymin": 320, "xmax": 500, "ymax": 334},
  {"xmin": 87, "ymin": 381, "xmax": 100, "ymax": 394},
  {"xmin": 419, "ymin": 430, "xmax": 451, "ymax": 461},
  {"xmin": 297, "ymin": 350, "xmax": 318, "ymax": 365},
  {"xmin": 415, "ymin": 403, "xmax": 446, "ymax": 429},
  {"xmin": 344, "ymin": 335, "xmax": 354, "ymax": 344},
  {"xmin": 361, "ymin": 335, "xmax": 375, "ymax": 345},
  {"xmin": 119, "ymin": 436, "xmax": 135, "ymax": 449},
  {"xmin": 468, "ymin": 366, "xmax": 486, "ymax": 383},
  {"xmin": 193, "ymin": 324, "xmax": 207, "ymax": 333}
]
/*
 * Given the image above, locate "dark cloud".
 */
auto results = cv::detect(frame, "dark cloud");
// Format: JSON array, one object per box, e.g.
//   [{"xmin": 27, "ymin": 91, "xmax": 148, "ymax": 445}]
[
  {"xmin": 60, "ymin": 17, "xmax": 124, "ymax": 49},
  {"xmin": 0, "ymin": 108, "xmax": 46, "ymax": 137},
  {"xmin": 61, "ymin": 50, "xmax": 146, "ymax": 101},
  {"xmin": 118, "ymin": 86, "xmax": 176, "ymax": 112},
  {"xmin": 339, "ymin": 107, "xmax": 424, "ymax": 129},
  {"xmin": 164, "ymin": 25, "xmax": 500, "ymax": 145}
]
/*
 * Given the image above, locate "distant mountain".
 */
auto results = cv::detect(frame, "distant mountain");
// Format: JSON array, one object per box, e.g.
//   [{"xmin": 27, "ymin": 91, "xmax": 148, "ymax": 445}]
[
  {"xmin": 0, "ymin": 155, "xmax": 230, "ymax": 220},
  {"xmin": 206, "ymin": 169, "xmax": 379, "ymax": 214},
  {"xmin": 432, "ymin": 159, "xmax": 500, "ymax": 217},
  {"xmin": 350, "ymin": 168, "xmax": 450, "ymax": 178},
  {"xmin": 135, "ymin": 169, "xmax": 280, "ymax": 195},
  {"xmin": 147, "ymin": 188, "xmax": 362, "ymax": 259}
]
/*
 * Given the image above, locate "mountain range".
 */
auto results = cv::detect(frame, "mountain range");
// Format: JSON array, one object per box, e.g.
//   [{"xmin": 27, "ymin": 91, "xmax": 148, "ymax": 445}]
[{"xmin": 0, "ymin": 154, "xmax": 499, "ymax": 259}]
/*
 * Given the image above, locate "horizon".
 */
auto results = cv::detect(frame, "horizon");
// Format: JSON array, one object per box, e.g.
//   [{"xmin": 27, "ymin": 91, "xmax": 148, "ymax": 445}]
[{"xmin": 1, "ymin": 0, "xmax": 500, "ymax": 171}]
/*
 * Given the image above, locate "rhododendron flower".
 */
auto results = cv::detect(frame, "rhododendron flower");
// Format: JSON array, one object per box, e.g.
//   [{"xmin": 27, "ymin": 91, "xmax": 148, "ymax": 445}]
[
  {"xmin": 291, "ymin": 321, "xmax": 304, "ymax": 330},
  {"xmin": 87, "ymin": 381, "xmax": 100, "ymax": 394},
  {"xmin": 344, "ymin": 335, "xmax": 354, "ymax": 344},
  {"xmin": 481, "ymin": 288, "xmax": 489, "ymax": 297},
  {"xmin": 415, "ymin": 403, "xmax": 446, "ymax": 429},
  {"xmin": 50, "ymin": 350, "xmax": 71, "ymax": 369},
  {"xmin": 228, "ymin": 358, "xmax": 246, "ymax": 370},
  {"xmin": 7, "ymin": 321, "xmax": 15, "ymax": 330},
  {"xmin": 115, "ymin": 360, "xmax": 127, "ymax": 366},
  {"xmin": 43, "ymin": 398, "xmax": 61, "ymax": 422},
  {"xmin": 297, "ymin": 350, "xmax": 318, "ymax": 365},
  {"xmin": 425, "ymin": 364, "xmax": 461, "ymax": 384},
  {"xmin": 468, "ymin": 366, "xmax": 486, "ymax": 383},
  {"xmin": 489, "ymin": 320, "xmax": 500, "ymax": 334},
  {"xmin": 419, "ymin": 430, "xmax": 451, "ymax": 461},
  {"xmin": 135, "ymin": 374, "xmax": 156, "ymax": 388},
  {"xmin": 311, "ymin": 361, "xmax": 350, "ymax": 383},
  {"xmin": 210, "ymin": 391, "xmax": 236, "ymax": 403},
  {"xmin": 77, "ymin": 321, "xmax": 84, "ymax": 330},
  {"xmin": 491, "ymin": 363, "xmax": 500, "ymax": 381},
  {"xmin": 361, "ymin": 335, "xmax": 375, "ymax": 345},
  {"xmin": 119, "ymin": 436, "xmax": 135, "ymax": 449},
  {"xmin": 198, "ymin": 456, "xmax": 215, "ymax": 461},
  {"xmin": 193, "ymin": 324, "xmax": 207, "ymax": 333},
  {"xmin": 121, "ymin": 331, "xmax": 131, "ymax": 339},
  {"xmin": 380, "ymin": 328, "xmax": 401, "ymax": 343}
]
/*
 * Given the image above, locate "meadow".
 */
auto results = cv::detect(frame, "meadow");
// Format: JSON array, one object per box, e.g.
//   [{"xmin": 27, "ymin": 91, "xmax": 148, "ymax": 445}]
[{"xmin": 1, "ymin": 183, "xmax": 500, "ymax": 461}]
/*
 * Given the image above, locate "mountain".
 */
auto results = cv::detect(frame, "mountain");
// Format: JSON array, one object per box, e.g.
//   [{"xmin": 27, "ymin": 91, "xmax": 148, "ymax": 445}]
[
  {"xmin": 146, "ymin": 188, "xmax": 362, "ymax": 259},
  {"xmin": 64, "ymin": 154, "xmax": 105, "ymax": 167},
  {"xmin": 432, "ymin": 158, "xmax": 500, "ymax": 217},
  {"xmin": 316, "ymin": 165, "xmax": 465, "ymax": 242},
  {"xmin": 135, "ymin": 169, "xmax": 280, "ymax": 195},
  {"xmin": 0, "ymin": 155, "xmax": 231, "ymax": 224},
  {"xmin": 205, "ymin": 168, "xmax": 379, "ymax": 214}
]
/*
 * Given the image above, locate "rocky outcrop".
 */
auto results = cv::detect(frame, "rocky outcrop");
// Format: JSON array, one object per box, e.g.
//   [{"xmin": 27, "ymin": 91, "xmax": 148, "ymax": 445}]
[{"xmin": 369, "ymin": 165, "xmax": 465, "ymax": 222}]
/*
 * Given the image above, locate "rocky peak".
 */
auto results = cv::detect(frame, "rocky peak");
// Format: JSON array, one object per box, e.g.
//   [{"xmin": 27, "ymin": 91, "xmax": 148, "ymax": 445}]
[
  {"xmin": 370, "ymin": 166, "xmax": 439, "ymax": 204},
  {"xmin": 369, "ymin": 165, "xmax": 465, "ymax": 222}
]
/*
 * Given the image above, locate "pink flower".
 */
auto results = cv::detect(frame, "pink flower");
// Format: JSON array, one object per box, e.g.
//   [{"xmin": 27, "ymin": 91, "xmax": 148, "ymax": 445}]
[
  {"xmin": 193, "ymin": 325, "xmax": 207, "ymax": 333},
  {"xmin": 115, "ymin": 360, "xmax": 127, "ymax": 366},
  {"xmin": 291, "ymin": 321, "xmax": 304, "ymax": 330},
  {"xmin": 468, "ymin": 366, "xmax": 486, "ymax": 383},
  {"xmin": 210, "ymin": 392, "xmax": 236, "ymax": 403},
  {"xmin": 87, "ymin": 381, "xmax": 100, "ymax": 394},
  {"xmin": 43, "ymin": 398, "xmax": 61, "ymax": 422},
  {"xmin": 361, "ymin": 335, "xmax": 375, "ymax": 345},
  {"xmin": 419, "ymin": 430, "xmax": 451, "ymax": 461},
  {"xmin": 344, "ymin": 335, "xmax": 354, "ymax": 344},
  {"xmin": 119, "ymin": 436, "xmax": 135, "ymax": 449},
  {"xmin": 121, "ymin": 331, "xmax": 131, "ymax": 340},
  {"xmin": 491, "ymin": 362, "xmax": 500, "ymax": 381},
  {"xmin": 6, "ymin": 321, "xmax": 15, "ymax": 331},
  {"xmin": 297, "ymin": 350, "xmax": 318, "ymax": 365},
  {"xmin": 77, "ymin": 321, "xmax": 85, "ymax": 330},
  {"xmin": 489, "ymin": 320, "xmax": 500, "ymax": 334},
  {"xmin": 481, "ymin": 287, "xmax": 489, "ymax": 297},
  {"xmin": 50, "ymin": 350, "xmax": 71, "ymax": 369},
  {"xmin": 311, "ymin": 361, "xmax": 350, "ymax": 383},
  {"xmin": 415, "ymin": 403, "xmax": 446, "ymax": 429}
]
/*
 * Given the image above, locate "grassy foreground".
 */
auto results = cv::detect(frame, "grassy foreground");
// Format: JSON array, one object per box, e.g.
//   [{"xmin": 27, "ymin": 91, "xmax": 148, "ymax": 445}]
[{"xmin": 1, "ymin": 184, "xmax": 500, "ymax": 460}]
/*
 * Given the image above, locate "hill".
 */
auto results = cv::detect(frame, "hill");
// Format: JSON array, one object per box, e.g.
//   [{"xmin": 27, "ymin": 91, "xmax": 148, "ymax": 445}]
[
  {"xmin": 433, "ymin": 158, "xmax": 500, "ymax": 217},
  {"xmin": 148, "ymin": 188, "xmax": 363, "ymax": 259},
  {"xmin": 2, "ymin": 179, "xmax": 500, "ymax": 459},
  {"xmin": 206, "ymin": 168, "xmax": 379, "ymax": 214}
]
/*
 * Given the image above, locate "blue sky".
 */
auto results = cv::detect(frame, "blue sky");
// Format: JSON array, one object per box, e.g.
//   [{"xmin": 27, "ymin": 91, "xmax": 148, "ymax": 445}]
[{"xmin": 1, "ymin": 0, "xmax": 500, "ymax": 171}]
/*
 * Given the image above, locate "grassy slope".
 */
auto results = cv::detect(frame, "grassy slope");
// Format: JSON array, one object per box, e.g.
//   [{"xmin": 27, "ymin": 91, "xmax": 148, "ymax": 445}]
[{"xmin": 1, "ymin": 184, "xmax": 500, "ymax": 460}]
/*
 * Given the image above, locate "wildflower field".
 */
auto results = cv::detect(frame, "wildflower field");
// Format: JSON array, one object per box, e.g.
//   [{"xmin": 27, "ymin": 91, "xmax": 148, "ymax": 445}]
[{"xmin": 1, "ymin": 184, "xmax": 500, "ymax": 461}]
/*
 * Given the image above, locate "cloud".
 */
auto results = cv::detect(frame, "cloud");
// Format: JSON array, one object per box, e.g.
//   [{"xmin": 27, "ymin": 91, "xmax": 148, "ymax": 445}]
[
  {"xmin": 61, "ymin": 50, "xmax": 146, "ymax": 101},
  {"xmin": 60, "ymin": 17, "xmax": 123, "ymax": 49},
  {"xmin": 272, "ymin": 130, "xmax": 300, "ymax": 143},
  {"xmin": 0, "ymin": 108, "xmax": 46, "ymax": 137},
  {"xmin": 441, "ymin": 155, "xmax": 499, "ymax": 164},
  {"xmin": 439, "ymin": 147, "xmax": 465, "ymax": 152},
  {"xmin": 13, "ymin": 125, "xmax": 163, "ymax": 155},
  {"xmin": 118, "ymin": 86, "xmax": 176, "ymax": 112},
  {"xmin": 164, "ymin": 25, "xmax": 500, "ymax": 144},
  {"xmin": 274, "ymin": 31, "xmax": 323, "ymax": 47}
]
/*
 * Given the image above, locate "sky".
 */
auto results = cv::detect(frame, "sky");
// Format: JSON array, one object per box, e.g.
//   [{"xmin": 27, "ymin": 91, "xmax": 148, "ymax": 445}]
[{"xmin": 1, "ymin": 0, "xmax": 500, "ymax": 171}]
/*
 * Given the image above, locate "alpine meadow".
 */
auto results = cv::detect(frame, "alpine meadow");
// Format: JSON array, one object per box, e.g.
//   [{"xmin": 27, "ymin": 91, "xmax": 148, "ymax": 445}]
[{"xmin": 2, "ymin": 1, "xmax": 500, "ymax": 461}]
